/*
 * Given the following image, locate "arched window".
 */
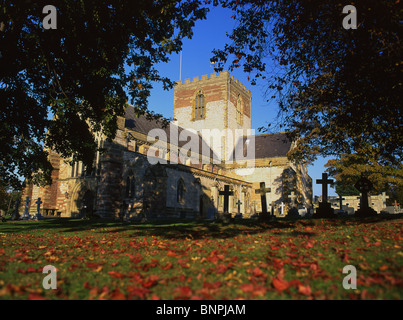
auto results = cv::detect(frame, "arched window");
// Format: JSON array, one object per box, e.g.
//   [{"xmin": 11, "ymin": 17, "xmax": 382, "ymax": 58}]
[
  {"xmin": 177, "ymin": 178, "xmax": 185, "ymax": 204},
  {"xmin": 236, "ymin": 95, "xmax": 243, "ymax": 125},
  {"xmin": 194, "ymin": 91, "xmax": 205, "ymax": 120},
  {"xmin": 125, "ymin": 170, "xmax": 135, "ymax": 198}
]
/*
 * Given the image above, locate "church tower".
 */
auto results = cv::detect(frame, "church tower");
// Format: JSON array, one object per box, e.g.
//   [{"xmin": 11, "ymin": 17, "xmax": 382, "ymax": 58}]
[{"xmin": 173, "ymin": 71, "xmax": 252, "ymax": 163}]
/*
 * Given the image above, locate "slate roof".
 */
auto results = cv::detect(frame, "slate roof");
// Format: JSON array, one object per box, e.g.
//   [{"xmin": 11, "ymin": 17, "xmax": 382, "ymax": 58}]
[
  {"xmin": 231, "ymin": 133, "xmax": 292, "ymax": 160},
  {"xmin": 125, "ymin": 105, "xmax": 213, "ymax": 158},
  {"xmin": 125, "ymin": 106, "xmax": 292, "ymax": 160}
]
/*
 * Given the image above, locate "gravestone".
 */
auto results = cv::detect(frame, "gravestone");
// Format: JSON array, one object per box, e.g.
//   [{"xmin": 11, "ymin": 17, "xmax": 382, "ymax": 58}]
[
  {"xmin": 315, "ymin": 173, "xmax": 335, "ymax": 218},
  {"xmin": 279, "ymin": 202, "xmax": 285, "ymax": 217},
  {"xmin": 354, "ymin": 175, "xmax": 377, "ymax": 217},
  {"xmin": 21, "ymin": 196, "xmax": 31, "ymax": 220},
  {"xmin": 219, "ymin": 185, "xmax": 233, "ymax": 223},
  {"xmin": 34, "ymin": 198, "xmax": 44, "ymax": 220},
  {"xmin": 255, "ymin": 182, "xmax": 272, "ymax": 220},
  {"xmin": 380, "ymin": 192, "xmax": 389, "ymax": 209},
  {"xmin": 287, "ymin": 191, "xmax": 299, "ymax": 218},
  {"xmin": 336, "ymin": 194, "xmax": 347, "ymax": 215},
  {"xmin": 235, "ymin": 200, "xmax": 243, "ymax": 219},
  {"xmin": 393, "ymin": 200, "xmax": 400, "ymax": 214}
]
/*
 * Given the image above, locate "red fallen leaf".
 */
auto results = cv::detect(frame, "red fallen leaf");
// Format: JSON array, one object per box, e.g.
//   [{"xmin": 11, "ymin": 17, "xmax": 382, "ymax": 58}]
[
  {"xmin": 110, "ymin": 288, "xmax": 126, "ymax": 300},
  {"xmin": 240, "ymin": 283, "xmax": 254, "ymax": 293},
  {"xmin": 28, "ymin": 293, "xmax": 47, "ymax": 300},
  {"xmin": 127, "ymin": 286, "xmax": 150, "ymax": 299},
  {"xmin": 298, "ymin": 284, "xmax": 312, "ymax": 296},
  {"xmin": 174, "ymin": 286, "xmax": 193, "ymax": 298},
  {"xmin": 167, "ymin": 250, "xmax": 178, "ymax": 257},
  {"xmin": 216, "ymin": 264, "xmax": 228, "ymax": 274},
  {"xmin": 108, "ymin": 271, "xmax": 125, "ymax": 279},
  {"xmin": 161, "ymin": 262, "xmax": 173, "ymax": 270},
  {"xmin": 272, "ymin": 278, "xmax": 289, "ymax": 291},
  {"xmin": 379, "ymin": 265, "xmax": 389, "ymax": 271},
  {"xmin": 252, "ymin": 285, "xmax": 267, "ymax": 297},
  {"xmin": 252, "ymin": 267, "xmax": 265, "ymax": 277}
]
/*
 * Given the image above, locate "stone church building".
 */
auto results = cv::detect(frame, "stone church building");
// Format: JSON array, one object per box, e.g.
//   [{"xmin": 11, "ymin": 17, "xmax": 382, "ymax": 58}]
[{"xmin": 20, "ymin": 71, "xmax": 312, "ymax": 219}]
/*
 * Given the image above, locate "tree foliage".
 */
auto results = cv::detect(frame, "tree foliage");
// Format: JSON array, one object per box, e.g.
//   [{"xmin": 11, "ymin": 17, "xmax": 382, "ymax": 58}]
[
  {"xmin": 326, "ymin": 153, "xmax": 403, "ymax": 204},
  {"xmin": 0, "ymin": 0, "xmax": 207, "ymax": 189},
  {"xmin": 210, "ymin": 0, "xmax": 402, "ymax": 166}
]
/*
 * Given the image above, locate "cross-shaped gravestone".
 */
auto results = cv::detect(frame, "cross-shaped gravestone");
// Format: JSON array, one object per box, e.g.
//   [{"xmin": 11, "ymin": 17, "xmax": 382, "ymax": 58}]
[
  {"xmin": 219, "ymin": 185, "xmax": 233, "ymax": 214},
  {"xmin": 21, "ymin": 196, "xmax": 31, "ymax": 220},
  {"xmin": 288, "ymin": 191, "xmax": 297, "ymax": 207},
  {"xmin": 255, "ymin": 182, "xmax": 271, "ymax": 215},
  {"xmin": 380, "ymin": 192, "xmax": 389, "ymax": 209},
  {"xmin": 34, "ymin": 198, "xmax": 44, "ymax": 220},
  {"xmin": 354, "ymin": 175, "xmax": 377, "ymax": 216},
  {"xmin": 235, "ymin": 200, "xmax": 242, "ymax": 218},
  {"xmin": 337, "ymin": 194, "xmax": 345, "ymax": 211},
  {"xmin": 280, "ymin": 202, "xmax": 285, "ymax": 216},
  {"xmin": 393, "ymin": 200, "xmax": 400, "ymax": 212},
  {"xmin": 316, "ymin": 173, "xmax": 334, "ymax": 204},
  {"xmin": 354, "ymin": 176, "xmax": 372, "ymax": 211}
]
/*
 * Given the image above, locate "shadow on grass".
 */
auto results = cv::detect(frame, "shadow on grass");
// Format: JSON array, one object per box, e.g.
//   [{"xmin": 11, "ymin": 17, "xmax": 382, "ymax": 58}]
[{"xmin": 1, "ymin": 214, "xmax": 401, "ymax": 240}]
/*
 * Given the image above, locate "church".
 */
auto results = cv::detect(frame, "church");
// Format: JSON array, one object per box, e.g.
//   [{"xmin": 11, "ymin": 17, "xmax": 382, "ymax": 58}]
[{"xmin": 20, "ymin": 71, "xmax": 312, "ymax": 219}]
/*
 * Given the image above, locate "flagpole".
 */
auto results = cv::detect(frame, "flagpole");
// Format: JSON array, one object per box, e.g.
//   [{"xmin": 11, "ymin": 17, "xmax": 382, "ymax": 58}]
[{"xmin": 179, "ymin": 51, "xmax": 182, "ymax": 81}]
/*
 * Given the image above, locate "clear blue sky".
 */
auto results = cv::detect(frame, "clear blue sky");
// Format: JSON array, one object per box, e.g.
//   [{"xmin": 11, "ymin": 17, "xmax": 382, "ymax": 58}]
[{"xmin": 146, "ymin": 6, "xmax": 336, "ymax": 198}]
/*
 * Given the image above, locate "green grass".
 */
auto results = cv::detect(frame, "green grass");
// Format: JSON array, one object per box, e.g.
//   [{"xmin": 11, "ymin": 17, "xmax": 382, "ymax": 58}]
[{"xmin": 0, "ymin": 216, "xmax": 402, "ymax": 300}]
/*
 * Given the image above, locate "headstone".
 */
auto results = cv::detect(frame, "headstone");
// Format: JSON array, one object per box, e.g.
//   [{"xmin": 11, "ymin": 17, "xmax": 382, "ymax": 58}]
[
  {"xmin": 380, "ymin": 192, "xmax": 389, "ymax": 208},
  {"xmin": 21, "ymin": 196, "xmax": 31, "ymax": 220},
  {"xmin": 354, "ymin": 175, "xmax": 377, "ymax": 217},
  {"xmin": 279, "ymin": 202, "xmax": 285, "ymax": 217},
  {"xmin": 34, "ymin": 198, "xmax": 44, "ymax": 220},
  {"xmin": 219, "ymin": 185, "xmax": 233, "ymax": 214},
  {"xmin": 235, "ymin": 200, "xmax": 242, "ymax": 219},
  {"xmin": 393, "ymin": 200, "xmax": 400, "ymax": 214},
  {"xmin": 255, "ymin": 182, "xmax": 271, "ymax": 218},
  {"xmin": 314, "ymin": 173, "xmax": 335, "ymax": 218},
  {"xmin": 11, "ymin": 198, "xmax": 21, "ymax": 220},
  {"xmin": 288, "ymin": 191, "xmax": 297, "ymax": 207},
  {"xmin": 336, "ymin": 194, "xmax": 346, "ymax": 214}
]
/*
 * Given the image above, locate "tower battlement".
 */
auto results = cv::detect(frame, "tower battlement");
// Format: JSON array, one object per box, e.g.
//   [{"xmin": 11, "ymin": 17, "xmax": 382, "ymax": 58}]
[{"xmin": 175, "ymin": 71, "xmax": 251, "ymax": 97}]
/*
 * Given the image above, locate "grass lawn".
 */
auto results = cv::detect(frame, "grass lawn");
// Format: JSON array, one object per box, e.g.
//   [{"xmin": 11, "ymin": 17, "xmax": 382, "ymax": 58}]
[{"xmin": 0, "ymin": 216, "xmax": 402, "ymax": 300}]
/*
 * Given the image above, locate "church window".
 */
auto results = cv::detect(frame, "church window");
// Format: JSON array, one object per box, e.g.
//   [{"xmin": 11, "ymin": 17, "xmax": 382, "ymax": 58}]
[
  {"xmin": 194, "ymin": 91, "xmax": 205, "ymax": 120},
  {"xmin": 177, "ymin": 178, "xmax": 185, "ymax": 204},
  {"xmin": 236, "ymin": 95, "xmax": 243, "ymax": 125},
  {"xmin": 125, "ymin": 170, "xmax": 135, "ymax": 198}
]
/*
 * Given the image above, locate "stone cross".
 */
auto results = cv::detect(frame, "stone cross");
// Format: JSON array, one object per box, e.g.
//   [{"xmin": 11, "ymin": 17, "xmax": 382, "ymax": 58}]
[
  {"xmin": 354, "ymin": 175, "xmax": 373, "ymax": 211},
  {"xmin": 393, "ymin": 200, "xmax": 400, "ymax": 211},
  {"xmin": 288, "ymin": 191, "xmax": 297, "ymax": 207},
  {"xmin": 35, "ymin": 198, "xmax": 44, "ymax": 220},
  {"xmin": 316, "ymin": 173, "xmax": 334, "ymax": 204},
  {"xmin": 219, "ymin": 185, "xmax": 233, "ymax": 214},
  {"xmin": 280, "ymin": 202, "xmax": 285, "ymax": 216},
  {"xmin": 338, "ymin": 194, "xmax": 345, "ymax": 211},
  {"xmin": 235, "ymin": 200, "xmax": 242, "ymax": 218},
  {"xmin": 21, "ymin": 196, "xmax": 31, "ymax": 219},
  {"xmin": 255, "ymin": 182, "xmax": 271, "ymax": 214},
  {"xmin": 380, "ymin": 192, "xmax": 389, "ymax": 208},
  {"xmin": 236, "ymin": 200, "xmax": 242, "ymax": 214}
]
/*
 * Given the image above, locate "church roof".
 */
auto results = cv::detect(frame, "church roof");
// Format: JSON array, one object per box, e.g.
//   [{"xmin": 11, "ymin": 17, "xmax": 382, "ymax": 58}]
[
  {"xmin": 124, "ymin": 105, "xmax": 214, "ymax": 158},
  {"xmin": 232, "ymin": 133, "xmax": 292, "ymax": 160},
  {"xmin": 125, "ymin": 106, "xmax": 292, "ymax": 160}
]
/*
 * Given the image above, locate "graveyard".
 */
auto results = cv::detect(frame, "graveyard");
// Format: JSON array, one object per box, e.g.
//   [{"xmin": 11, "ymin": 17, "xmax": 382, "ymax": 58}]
[{"xmin": 0, "ymin": 213, "xmax": 402, "ymax": 300}]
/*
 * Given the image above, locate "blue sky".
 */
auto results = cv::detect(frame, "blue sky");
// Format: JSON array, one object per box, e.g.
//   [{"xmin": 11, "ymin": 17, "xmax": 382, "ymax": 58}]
[{"xmin": 146, "ymin": 6, "xmax": 336, "ymax": 197}]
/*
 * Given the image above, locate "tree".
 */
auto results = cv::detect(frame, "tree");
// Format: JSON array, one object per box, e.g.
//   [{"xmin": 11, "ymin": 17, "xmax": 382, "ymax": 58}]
[
  {"xmin": 210, "ymin": 0, "xmax": 402, "ymax": 166},
  {"xmin": 0, "ymin": 0, "xmax": 207, "ymax": 189},
  {"xmin": 326, "ymin": 153, "xmax": 403, "ymax": 205}
]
